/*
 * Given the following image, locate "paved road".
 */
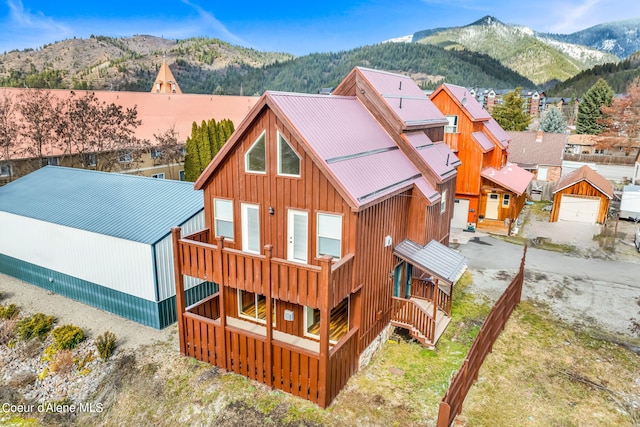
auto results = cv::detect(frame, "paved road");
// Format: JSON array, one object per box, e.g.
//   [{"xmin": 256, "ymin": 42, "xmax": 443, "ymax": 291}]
[
  {"xmin": 457, "ymin": 236, "xmax": 640, "ymax": 337},
  {"xmin": 459, "ymin": 235, "xmax": 640, "ymax": 288}
]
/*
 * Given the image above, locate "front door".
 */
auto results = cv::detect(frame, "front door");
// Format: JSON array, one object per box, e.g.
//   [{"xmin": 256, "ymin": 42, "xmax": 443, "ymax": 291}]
[
  {"xmin": 287, "ymin": 209, "xmax": 308, "ymax": 263},
  {"xmin": 485, "ymin": 193, "xmax": 500, "ymax": 220}
]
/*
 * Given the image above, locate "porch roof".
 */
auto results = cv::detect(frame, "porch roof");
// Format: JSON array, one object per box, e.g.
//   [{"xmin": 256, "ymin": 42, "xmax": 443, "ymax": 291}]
[
  {"xmin": 481, "ymin": 163, "xmax": 534, "ymax": 196},
  {"xmin": 393, "ymin": 239, "xmax": 467, "ymax": 285}
]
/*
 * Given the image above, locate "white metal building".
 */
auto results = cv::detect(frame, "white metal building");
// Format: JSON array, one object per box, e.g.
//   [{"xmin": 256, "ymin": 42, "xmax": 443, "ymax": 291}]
[{"xmin": 0, "ymin": 166, "xmax": 212, "ymax": 328}]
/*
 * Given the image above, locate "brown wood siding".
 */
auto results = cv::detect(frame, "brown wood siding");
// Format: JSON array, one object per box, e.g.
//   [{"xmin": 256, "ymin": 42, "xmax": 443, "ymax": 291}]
[
  {"xmin": 354, "ymin": 191, "xmax": 411, "ymax": 350},
  {"xmin": 550, "ymin": 181, "xmax": 610, "ymax": 223},
  {"xmin": 203, "ymin": 108, "xmax": 356, "ymax": 263}
]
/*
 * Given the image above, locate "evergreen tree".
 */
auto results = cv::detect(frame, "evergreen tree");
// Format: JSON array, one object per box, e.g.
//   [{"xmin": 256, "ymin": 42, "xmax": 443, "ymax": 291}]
[
  {"xmin": 183, "ymin": 118, "xmax": 235, "ymax": 182},
  {"xmin": 540, "ymin": 106, "xmax": 566, "ymax": 133},
  {"xmin": 576, "ymin": 78, "xmax": 614, "ymax": 135},
  {"xmin": 491, "ymin": 87, "xmax": 531, "ymax": 131}
]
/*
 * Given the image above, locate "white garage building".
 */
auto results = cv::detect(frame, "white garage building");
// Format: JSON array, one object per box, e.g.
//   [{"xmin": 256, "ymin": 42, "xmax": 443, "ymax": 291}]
[{"xmin": 0, "ymin": 166, "xmax": 213, "ymax": 328}]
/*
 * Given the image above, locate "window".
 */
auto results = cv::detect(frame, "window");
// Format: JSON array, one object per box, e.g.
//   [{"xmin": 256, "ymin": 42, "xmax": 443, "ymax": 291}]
[
  {"xmin": 83, "ymin": 153, "xmax": 97, "ymax": 167},
  {"xmin": 444, "ymin": 115, "xmax": 458, "ymax": 133},
  {"xmin": 245, "ymin": 131, "xmax": 266, "ymax": 173},
  {"xmin": 304, "ymin": 297, "xmax": 349, "ymax": 343},
  {"xmin": 179, "ymin": 147, "xmax": 186, "ymax": 156},
  {"xmin": 242, "ymin": 203, "xmax": 260, "ymax": 254},
  {"xmin": 277, "ymin": 132, "xmax": 300, "ymax": 177},
  {"xmin": 0, "ymin": 163, "xmax": 10, "ymax": 177},
  {"xmin": 537, "ymin": 167, "xmax": 548, "ymax": 181},
  {"xmin": 214, "ymin": 198, "xmax": 234, "ymax": 240},
  {"xmin": 440, "ymin": 190, "xmax": 447, "ymax": 214},
  {"xmin": 238, "ymin": 290, "xmax": 275, "ymax": 324},
  {"xmin": 151, "ymin": 173, "xmax": 165, "ymax": 179},
  {"xmin": 317, "ymin": 213, "xmax": 342, "ymax": 259},
  {"xmin": 502, "ymin": 194, "xmax": 511, "ymax": 207},
  {"xmin": 179, "ymin": 170, "xmax": 185, "ymax": 181},
  {"xmin": 150, "ymin": 148, "xmax": 162, "ymax": 159},
  {"xmin": 46, "ymin": 157, "xmax": 59, "ymax": 166},
  {"xmin": 119, "ymin": 152, "xmax": 133, "ymax": 163}
]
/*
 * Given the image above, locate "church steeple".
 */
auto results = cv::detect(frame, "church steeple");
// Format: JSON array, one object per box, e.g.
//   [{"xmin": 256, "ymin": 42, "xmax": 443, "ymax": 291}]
[{"xmin": 151, "ymin": 57, "xmax": 182, "ymax": 94}]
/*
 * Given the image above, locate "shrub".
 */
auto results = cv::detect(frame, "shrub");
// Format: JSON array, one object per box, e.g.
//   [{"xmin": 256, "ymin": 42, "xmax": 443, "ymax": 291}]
[
  {"xmin": 0, "ymin": 318, "xmax": 17, "ymax": 345},
  {"xmin": 0, "ymin": 303, "xmax": 19, "ymax": 319},
  {"xmin": 96, "ymin": 331, "xmax": 116, "ymax": 360},
  {"xmin": 49, "ymin": 350, "xmax": 74, "ymax": 374},
  {"xmin": 51, "ymin": 324, "xmax": 85, "ymax": 350},
  {"xmin": 16, "ymin": 313, "xmax": 55, "ymax": 340}
]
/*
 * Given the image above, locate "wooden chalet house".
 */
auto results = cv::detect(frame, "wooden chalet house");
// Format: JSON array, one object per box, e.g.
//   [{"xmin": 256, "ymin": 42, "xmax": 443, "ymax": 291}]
[
  {"xmin": 171, "ymin": 67, "xmax": 467, "ymax": 407},
  {"xmin": 430, "ymin": 84, "xmax": 534, "ymax": 234}
]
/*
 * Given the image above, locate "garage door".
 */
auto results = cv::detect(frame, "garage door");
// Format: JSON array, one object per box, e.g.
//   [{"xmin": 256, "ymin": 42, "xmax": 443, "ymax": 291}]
[
  {"xmin": 452, "ymin": 198, "xmax": 470, "ymax": 228},
  {"xmin": 557, "ymin": 195, "xmax": 600, "ymax": 223}
]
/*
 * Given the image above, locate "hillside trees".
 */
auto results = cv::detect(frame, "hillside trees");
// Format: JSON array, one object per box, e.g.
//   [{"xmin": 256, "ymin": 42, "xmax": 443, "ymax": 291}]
[
  {"xmin": 576, "ymin": 78, "xmax": 614, "ymax": 135},
  {"xmin": 491, "ymin": 87, "xmax": 531, "ymax": 131},
  {"xmin": 540, "ymin": 106, "xmax": 567, "ymax": 133},
  {"xmin": 597, "ymin": 77, "xmax": 640, "ymax": 156},
  {"xmin": 183, "ymin": 118, "xmax": 235, "ymax": 181}
]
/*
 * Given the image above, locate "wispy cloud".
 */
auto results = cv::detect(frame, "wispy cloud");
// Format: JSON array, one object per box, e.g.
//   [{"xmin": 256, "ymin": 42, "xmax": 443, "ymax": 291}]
[
  {"xmin": 6, "ymin": 0, "xmax": 70, "ymax": 34},
  {"xmin": 548, "ymin": 0, "xmax": 602, "ymax": 33},
  {"xmin": 180, "ymin": 0, "xmax": 250, "ymax": 47}
]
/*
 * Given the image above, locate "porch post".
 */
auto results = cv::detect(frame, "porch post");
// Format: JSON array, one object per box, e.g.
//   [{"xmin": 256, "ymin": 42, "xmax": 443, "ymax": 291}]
[
  {"xmin": 432, "ymin": 277, "xmax": 439, "ymax": 340},
  {"xmin": 171, "ymin": 227, "xmax": 186, "ymax": 355},
  {"xmin": 215, "ymin": 236, "xmax": 227, "ymax": 370},
  {"xmin": 264, "ymin": 244, "xmax": 273, "ymax": 387},
  {"xmin": 318, "ymin": 255, "xmax": 333, "ymax": 408}
]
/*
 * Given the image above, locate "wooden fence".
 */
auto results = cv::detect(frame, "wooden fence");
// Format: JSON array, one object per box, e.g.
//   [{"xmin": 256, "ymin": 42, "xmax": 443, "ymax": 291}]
[
  {"xmin": 563, "ymin": 153, "xmax": 636, "ymax": 165},
  {"xmin": 437, "ymin": 246, "xmax": 527, "ymax": 427}
]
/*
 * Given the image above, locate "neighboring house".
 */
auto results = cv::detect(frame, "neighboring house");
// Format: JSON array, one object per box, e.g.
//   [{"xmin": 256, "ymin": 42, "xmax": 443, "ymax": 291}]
[
  {"xmin": 0, "ymin": 166, "xmax": 211, "ymax": 328},
  {"xmin": 0, "ymin": 66, "xmax": 258, "ymax": 185},
  {"xmin": 550, "ymin": 165, "xmax": 613, "ymax": 224},
  {"xmin": 430, "ymin": 84, "xmax": 533, "ymax": 234},
  {"xmin": 507, "ymin": 130, "xmax": 566, "ymax": 200},
  {"xmin": 565, "ymin": 134, "xmax": 598, "ymax": 155},
  {"xmin": 171, "ymin": 67, "xmax": 466, "ymax": 407},
  {"xmin": 152, "ymin": 58, "xmax": 182, "ymax": 94}
]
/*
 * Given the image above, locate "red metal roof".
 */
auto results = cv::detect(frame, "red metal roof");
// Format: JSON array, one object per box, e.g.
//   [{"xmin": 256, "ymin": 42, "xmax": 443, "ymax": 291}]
[
  {"xmin": 441, "ymin": 84, "xmax": 492, "ymax": 121},
  {"xmin": 1, "ymin": 88, "xmax": 258, "ymax": 160},
  {"xmin": 484, "ymin": 118, "xmax": 511, "ymax": 149},
  {"xmin": 553, "ymin": 165, "xmax": 614, "ymax": 198},
  {"xmin": 481, "ymin": 163, "xmax": 534, "ymax": 195},
  {"xmin": 268, "ymin": 92, "xmax": 424, "ymax": 207},
  {"xmin": 404, "ymin": 132, "xmax": 459, "ymax": 180},
  {"xmin": 472, "ymin": 131, "xmax": 495, "ymax": 153},
  {"xmin": 357, "ymin": 68, "xmax": 447, "ymax": 128},
  {"xmin": 507, "ymin": 131, "xmax": 566, "ymax": 167}
]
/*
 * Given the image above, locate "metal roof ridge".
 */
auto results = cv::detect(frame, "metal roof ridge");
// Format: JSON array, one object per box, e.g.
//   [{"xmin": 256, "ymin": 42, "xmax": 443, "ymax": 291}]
[{"xmin": 325, "ymin": 146, "xmax": 399, "ymax": 164}]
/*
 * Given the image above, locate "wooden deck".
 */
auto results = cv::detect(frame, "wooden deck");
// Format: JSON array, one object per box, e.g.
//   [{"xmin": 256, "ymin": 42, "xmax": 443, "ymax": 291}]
[
  {"xmin": 476, "ymin": 219, "xmax": 510, "ymax": 236},
  {"xmin": 411, "ymin": 297, "xmax": 451, "ymax": 347}
]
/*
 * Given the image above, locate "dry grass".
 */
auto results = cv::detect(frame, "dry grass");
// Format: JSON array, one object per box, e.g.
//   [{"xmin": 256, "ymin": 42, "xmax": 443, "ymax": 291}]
[
  {"xmin": 49, "ymin": 350, "xmax": 75, "ymax": 374},
  {"xmin": 460, "ymin": 301, "xmax": 640, "ymax": 426}
]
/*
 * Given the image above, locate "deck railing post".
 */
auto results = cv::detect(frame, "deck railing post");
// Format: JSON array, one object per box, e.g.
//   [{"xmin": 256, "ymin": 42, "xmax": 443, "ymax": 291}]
[
  {"xmin": 172, "ymin": 227, "xmax": 186, "ymax": 355},
  {"xmin": 215, "ymin": 236, "xmax": 227, "ymax": 370},
  {"xmin": 432, "ymin": 278, "xmax": 439, "ymax": 341},
  {"xmin": 318, "ymin": 255, "xmax": 333, "ymax": 408},
  {"xmin": 264, "ymin": 244, "xmax": 273, "ymax": 388}
]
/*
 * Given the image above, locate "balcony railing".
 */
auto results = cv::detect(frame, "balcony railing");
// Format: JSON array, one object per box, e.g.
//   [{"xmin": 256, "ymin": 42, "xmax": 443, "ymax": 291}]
[
  {"xmin": 178, "ymin": 228, "xmax": 355, "ymax": 309},
  {"xmin": 410, "ymin": 278, "xmax": 452, "ymax": 316}
]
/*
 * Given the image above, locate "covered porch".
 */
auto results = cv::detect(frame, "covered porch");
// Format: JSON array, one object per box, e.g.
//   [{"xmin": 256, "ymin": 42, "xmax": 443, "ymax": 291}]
[{"xmin": 390, "ymin": 239, "xmax": 467, "ymax": 348}]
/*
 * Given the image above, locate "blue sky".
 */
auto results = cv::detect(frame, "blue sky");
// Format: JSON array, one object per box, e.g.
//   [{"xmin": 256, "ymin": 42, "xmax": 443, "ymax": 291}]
[{"xmin": 1, "ymin": 0, "xmax": 638, "ymax": 56}]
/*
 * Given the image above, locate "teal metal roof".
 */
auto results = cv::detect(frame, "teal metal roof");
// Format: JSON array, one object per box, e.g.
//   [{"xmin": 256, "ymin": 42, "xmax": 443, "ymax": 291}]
[{"xmin": 0, "ymin": 166, "xmax": 202, "ymax": 245}]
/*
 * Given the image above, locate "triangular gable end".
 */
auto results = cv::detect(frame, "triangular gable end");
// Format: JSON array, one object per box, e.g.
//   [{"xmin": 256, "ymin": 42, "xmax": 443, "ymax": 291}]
[{"xmin": 195, "ymin": 92, "xmax": 362, "ymax": 211}]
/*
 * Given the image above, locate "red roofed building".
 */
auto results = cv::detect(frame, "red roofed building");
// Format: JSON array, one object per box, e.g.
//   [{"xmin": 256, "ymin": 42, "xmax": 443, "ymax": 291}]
[
  {"xmin": 0, "ymin": 63, "xmax": 258, "ymax": 184},
  {"xmin": 171, "ymin": 67, "xmax": 467, "ymax": 407},
  {"xmin": 430, "ymin": 83, "xmax": 533, "ymax": 235}
]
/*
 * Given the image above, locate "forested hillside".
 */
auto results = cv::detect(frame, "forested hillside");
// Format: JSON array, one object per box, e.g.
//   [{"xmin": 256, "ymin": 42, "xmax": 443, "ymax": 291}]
[
  {"xmin": 546, "ymin": 52, "xmax": 640, "ymax": 97},
  {"xmin": 0, "ymin": 35, "xmax": 534, "ymax": 95},
  {"xmin": 176, "ymin": 43, "xmax": 535, "ymax": 95}
]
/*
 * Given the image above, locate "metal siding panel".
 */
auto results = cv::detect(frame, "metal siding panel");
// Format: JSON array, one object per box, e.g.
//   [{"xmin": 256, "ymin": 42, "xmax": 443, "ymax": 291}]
[
  {"xmin": 0, "ymin": 253, "xmax": 162, "ymax": 328},
  {"xmin": 155, "ymin": 211, "xmax": 206, "ymax": 301},
  {"xmin": 0, "ymin": 212, "xmax": 156, "ymax": 301}
]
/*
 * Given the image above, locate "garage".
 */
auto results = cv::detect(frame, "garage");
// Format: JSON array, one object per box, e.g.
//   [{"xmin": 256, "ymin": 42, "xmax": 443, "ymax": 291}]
[
  {"xmin": 452, "ymin": 198, "xmax": 470, "ymax": 228},
  {"xmin": 557, "ymin": 195, "xmax": 601, "ymax": 223},
  {"xmin": 550, "ymin": 165, "xmax": 613, "ymax": 225}
]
